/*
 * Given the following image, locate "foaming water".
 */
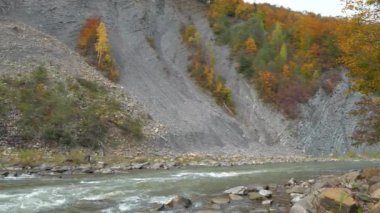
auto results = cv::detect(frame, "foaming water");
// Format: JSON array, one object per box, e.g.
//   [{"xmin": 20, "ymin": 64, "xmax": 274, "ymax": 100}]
[
  {"xmin": 173, "ymin": 170, "xmax": 269, "ymax": 178},
  {"xmin": 0, "ymin": 160, "xmax": 379, "ymax": 212}
]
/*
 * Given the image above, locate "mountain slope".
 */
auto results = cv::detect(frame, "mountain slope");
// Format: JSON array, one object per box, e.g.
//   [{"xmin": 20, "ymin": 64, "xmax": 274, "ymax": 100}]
[{"xmin": 0, "ymin": 0, "xmax": 375, "ymax": 155}]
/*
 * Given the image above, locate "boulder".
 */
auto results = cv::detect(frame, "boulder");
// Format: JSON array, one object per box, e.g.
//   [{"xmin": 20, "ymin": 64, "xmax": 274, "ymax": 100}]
[
  {"xmin": 229, "ymin": 194, "xmax": 243, "ymax": 201},
  {"xmin": 224, "ymin": 186, "xmax": 247, "ymax": 195},
  {"xmin": 371, "ymin": 188, "xmax": 380, "ymax": 199},
  {"xmin": 259, "ymin": 189, "xmax": 272, "ymax": 198},
  {"xmin": 370, "ymin": 183, "xmax": 380, "ymax": 194},
  {"xmin": 319, "ymin": 188, "xmax": 357, "ymax": 213},
  {"xmin": 158, "ymin": 195, "xmax": 192, "ymax": 211},
  {"xmin": 211, "ymin": 197, "xmax": 230, "ymax": 205},
  {"xmin": 291, "ymin": 195, "xmax": 315, "ymax": 213},
  {"xmin": 248, "ymin": 192, "xmax": 264, "ymax": 200}
]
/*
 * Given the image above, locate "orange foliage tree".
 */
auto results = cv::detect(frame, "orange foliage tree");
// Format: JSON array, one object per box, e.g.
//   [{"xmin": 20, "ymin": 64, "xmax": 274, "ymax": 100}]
[
  {"xmin": 339, "ymin": 0, "xmax": 380, "ymax": 145},
  {"xmin": 78, "ymin": 18, "xmax": 100, "ymax": 50},
  {"xmin": 245, "ymin": 37, "xmax": 257, "ymax": 54}
]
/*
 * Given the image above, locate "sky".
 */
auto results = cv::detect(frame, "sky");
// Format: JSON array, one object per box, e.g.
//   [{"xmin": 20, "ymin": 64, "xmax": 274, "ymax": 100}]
[{"xmin": 245, "ymin": 0, "xmax": 345, "ymax": 17}]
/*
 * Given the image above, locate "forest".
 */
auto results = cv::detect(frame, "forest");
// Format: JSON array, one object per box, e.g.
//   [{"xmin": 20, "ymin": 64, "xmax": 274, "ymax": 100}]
[{"xmin": 207, "ymin": 0, "xmax": 379, "ymax": 145}]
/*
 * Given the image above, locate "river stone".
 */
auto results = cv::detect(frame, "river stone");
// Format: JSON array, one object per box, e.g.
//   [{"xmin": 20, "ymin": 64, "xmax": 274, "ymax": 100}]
[
  {"xmin": 372, "ymin": 201, "xmax": 380, "ymax": 212},
  {"xmin": 288, "ymin": 178, "xmax": 296, "ymax": 186},
  {"xmin": 370, "ymin": 183, "xmax": 380, "ymax": 193},
  {"xmin": 339, "ymin": 171, "xmax": 360, "ymax": 183},
  {"xmin": 368, "ymin": 176, "xmax": 380, "ymax": 185},
  {"xmin": 248, "ymin": 192, "xmax": 264, "ymax": 200},
  {"xmin": 38, "ymin": 163, "xmax": 53, "ymax": 171},
  {"xmin": 291, "ymin": 195, "xmax": 315, "ymax": 213},
  {"xmin": 291, "ymin": 196, "xmax": 302, "ymax": 204},
  {"xmin": 319, "ymin": 188, "xmax": 357, "ymax": 212},
  {"xmin": 371, "ymin": 188, "xmax": 380, "ymax": 199},
  {"xmin": 262, "ymin": 199, "xmax": 272, "ymax": 206},
  {"xmin": 131, "ymin": 163, "xmax": 147, "ymax": 170},
  {"xmin": 250, "ymin": 209, "xmax": 275, "ymax": 213},
  {"xmin": 259, "ymin": 190, "xmax": 272, "ymax": 198},
  {"xmin": 159, "ymin": 195, "xmax": 192, "ymax": 210},
  {"xmin": 286, "ymin": 186, "xmax": 305, "ymax": 194},
  {"xmin": 150, "ymin": 163, "xmax": 164, "ymax": 169},
  {"xmin": 224, "ymin": 186, "xmax": 247, "ymax": 195},
  {"xmin": 194, "ymin": 211, "xmax": 222, "ymax": 213},
  {"xmin": 246, "ymin": 184, "xmax": 265, "ymax": 192},
  {"xmin": 362, "ymin": 168, "xmax": 380, "ymax": 179},
  {"xmin": 211, "ymin": 197, "xmax": 230, "ymax": 205},
  {"xmin": 356, "ymin": 192, "xmax": 371, "ymax": 202},
  {"xmin": 229, "ymin": 194, "xmax": 243, "ymax": 201},
  {"xmin": 51, "ymin": 166, "xmax": 70, "ymax": 173},
  {"xmin": 1, "ymin": 171, "xmax": 9, "ymax": 177}
]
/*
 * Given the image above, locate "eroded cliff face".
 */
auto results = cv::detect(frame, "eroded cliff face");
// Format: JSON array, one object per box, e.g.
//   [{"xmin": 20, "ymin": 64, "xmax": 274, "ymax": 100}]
[{"xmin": 0, "ymin": 0, "xmax": 374, "ymax": 155}]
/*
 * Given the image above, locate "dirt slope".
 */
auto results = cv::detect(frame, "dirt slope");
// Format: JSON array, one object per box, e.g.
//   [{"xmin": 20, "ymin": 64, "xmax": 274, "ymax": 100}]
[{"xmin": 0, "ymin": 0, "xmax": 375, "ymax": 155}]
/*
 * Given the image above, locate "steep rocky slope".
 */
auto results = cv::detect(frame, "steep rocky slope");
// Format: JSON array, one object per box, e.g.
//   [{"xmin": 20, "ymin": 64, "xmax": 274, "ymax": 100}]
[
  {"xmin": 0, "ymin": 20, "xmax": 163, "ymax": 149},
  {"xmin": 0, "ymin": 0, "xmax": 375, "ymax": 155}
]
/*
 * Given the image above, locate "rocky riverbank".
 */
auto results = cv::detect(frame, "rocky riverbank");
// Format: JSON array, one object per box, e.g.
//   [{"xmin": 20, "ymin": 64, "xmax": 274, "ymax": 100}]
[
  {"xmin": 1, "ymin": 151, "xmax": 366, "ymax": 178},
  {"xmin": 0, "ymin": 154, "xmax": 311, "ymax": 178},
  {"xmin": 156, "ymin": 167, "xmax": 380, "ymax": 212}
]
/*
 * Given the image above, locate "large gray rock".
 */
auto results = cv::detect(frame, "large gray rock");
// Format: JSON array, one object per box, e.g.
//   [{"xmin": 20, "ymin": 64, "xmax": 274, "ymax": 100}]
[
  {"xmin": 158, "ymin": 195, "xmax": 192, "ymax": 211},
  {"xmin": 224, "ymin": 186, "xmax": 247, "ymax": 195},
  {"xmin": 291, "ymin": 195, "xmax": 316, "ymax": 213}
]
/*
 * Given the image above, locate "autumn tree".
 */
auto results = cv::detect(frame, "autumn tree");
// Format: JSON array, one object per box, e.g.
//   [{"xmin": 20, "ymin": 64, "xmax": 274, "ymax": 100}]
[
  {"xmin": 339, "ymin": 0, "xmax": 380, "ymax": 144},
  {"xmin": 78, "ymin": 18, "xmax": 100, "ymax": 50},
  {"xmin": 95, "ymin": 22, "xmax": 110, "ymax": 66},
  {"xmin": 245, "ymin": 37, "xmax": 257, "ymax": 54}
]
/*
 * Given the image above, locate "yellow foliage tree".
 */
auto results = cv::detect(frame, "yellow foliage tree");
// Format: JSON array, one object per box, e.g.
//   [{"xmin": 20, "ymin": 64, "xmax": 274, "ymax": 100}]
[
  {"xmin": 245, "ymin": 37, "xmax": 257, "ymax": 54},
  {"xmin": 235, "ymin": 2, "xmax": 254, "ymax": 20},
  {"xmin": 203, "ymin": 64, "xmax": 215, "ymax": 89},
  {"xmin": 95, "ymin": 22, "xmax": 110, "ymax": 66}
]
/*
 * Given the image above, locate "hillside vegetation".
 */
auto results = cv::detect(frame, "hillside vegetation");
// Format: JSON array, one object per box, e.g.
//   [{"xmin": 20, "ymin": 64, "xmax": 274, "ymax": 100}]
[
  {"xmin": 207, "ymin": 0, "xmax": 379, "ymax": 144},
  {"xmin": 0, "ymin": 67, "xmax": 142, "ymax": 149},
  {"xmin": 181, "ymin": 25, "xmax": 235, "ymax": 114}
]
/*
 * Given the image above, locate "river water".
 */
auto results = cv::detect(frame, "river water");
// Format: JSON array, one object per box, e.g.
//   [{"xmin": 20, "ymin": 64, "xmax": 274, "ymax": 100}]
[{"xmin": 0, "ymin": 160, "xmax": 379, "ymax": 212}]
